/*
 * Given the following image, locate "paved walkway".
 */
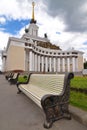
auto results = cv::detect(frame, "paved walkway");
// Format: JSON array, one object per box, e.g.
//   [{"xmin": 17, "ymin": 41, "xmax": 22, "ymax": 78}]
[{"xmin": 0, "ymin": 75, "xmax": 87, "ymax": 130}]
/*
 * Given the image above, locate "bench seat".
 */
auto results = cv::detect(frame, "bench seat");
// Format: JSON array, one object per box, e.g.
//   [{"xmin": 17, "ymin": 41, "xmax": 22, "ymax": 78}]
[{"xmin": 17, "ymin": 73, "xmax": 74, "ymax": 128}]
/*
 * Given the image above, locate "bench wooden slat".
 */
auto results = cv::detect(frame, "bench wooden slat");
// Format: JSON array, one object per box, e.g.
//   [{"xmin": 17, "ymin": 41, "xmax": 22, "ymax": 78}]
[{"xmin": 29, "ymin": 74, "xmax": 64, "ymax": 93}]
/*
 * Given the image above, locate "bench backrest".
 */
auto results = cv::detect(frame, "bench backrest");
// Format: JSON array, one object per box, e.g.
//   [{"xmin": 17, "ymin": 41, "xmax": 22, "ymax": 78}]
[
  {"xmin": 12, "ymin": 73, "xmax": 18, "ymax": 78},
  {"xmin": 29, "ymin": 74, "xmax": 65, "ymax": 95}
]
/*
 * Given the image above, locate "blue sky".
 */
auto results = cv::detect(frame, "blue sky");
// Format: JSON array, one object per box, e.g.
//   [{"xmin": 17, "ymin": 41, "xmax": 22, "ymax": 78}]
[
  {"xmin": 0, "ymin": 18, "xmax": 29, "ymax": 35},
  {"xmin": 0, "ymin": 0, "xmax": 87, "ymax": 69}
]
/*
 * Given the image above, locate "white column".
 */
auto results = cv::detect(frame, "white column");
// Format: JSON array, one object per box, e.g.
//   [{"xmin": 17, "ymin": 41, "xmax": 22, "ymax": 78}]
[
  {"xmin": 41, "ymin": 56, "xmax": 44, "ymax": 72},
  {"xmin": 67, "ymin": 58, "xmax": 70, "ymax": 72},
  {"xmin": 72, "ymin": 57, "xmax": 75, "ymax": 72},
  {"xmin": 49, "ymin": 57, "xmax": 52, "ymax": 72},
  {"xmin": 62, "ymin": 58, "xmax": 65, "ymax": 72},
  {"xmin": 56, "ymin": 58, "xmax": 58, "ymax": 72},
  {"xmin": 56, "ymin": 58, "xmax": 57, "ymax": 73},
  {"xmin": 38, "ymin": 55, "xmax": 40, "ymax": 72},
  {"xmin": 45, "ymin": 57, "xmax": 48, "ymax": 72},
  {"xmin": 75, "ymin": 57, "xmax": 78, "ymax": 72},
  {"xmin": 40, "ymin": 56, "xmax": 41, "ymax": 72},
  {"xmin": 48, "ymin": 57, "xmax": 49, "ymax": 72},
  {"xmin": 29, "ymin": 51, "xmax": 33, "ymax": 71},
  {"xmin": 51, "ymin": 58, "xmax": 54, "ymax": 72},
  {"xmin": 32, "ymin": 52, "xmax": 34, "ymax": 71},
  {"xmin": 25, "ymin": 50, "xmax": 28, "ymax": 71},
  {"xmin": 53, "ymin": 57, "xmax": 56, "ymax": 72},
  {"xmin": 58, "ymin": 58, "xmax": 60, "ymax": 72},
  {"xmin": 35, "ymin": 54, "xmax": 37, "ymax": 71},
  {"xmin": 2, "ymin": 57, "xmax": 6, "ymax": 72}
]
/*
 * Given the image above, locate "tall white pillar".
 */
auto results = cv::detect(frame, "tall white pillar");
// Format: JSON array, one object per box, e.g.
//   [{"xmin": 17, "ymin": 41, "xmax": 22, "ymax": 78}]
[
  {"xmin": 49, "ymin": 57, "xmax": 52, "ymax": 72},
  {"xmin": 62, "ymin": 58, "xmax": 65, "ymax": 72},
  {"xmin": 75, "ymin": 57, "xmax": 78, "ymax": 72},
  {"xmin": 45, "ymin": 57, "xmax": 48, "ymax": 72},
  {"xmin": 72, "ymin": 57, "xmax": 75, "ymax": 72},
  {"xmin": 35, "ymin": 54, "xmax": 37, "ymax": 71},
  {"xmin": 29, "ymin": 51, "xmax": 33, "ymax": 71},
  {"xmin": 67, "ymin": 58, "xmax": 70, "ymax": 72},
  {"xmin": 58, "ymin": 58, "xmax": 60, "ymax": 72},
  {"xmin": 2, "ymin": 57, "xmax": 6, "ymax": 72},
  {"xmin": 53, "ymin": 57, "xmax": 56, "ymax": 72},
  {"xmin": 25, "ymin": 50, "xmax": 28, "ymax": 71},
  {"xmin": 56, "ymin": 58, "xmax": 57, "ymax": 73},
  {"xmin": 38, "ymin": 55, "xmax": 40, "ymax": 72},
  {"xmin": 41, "ymin": 56, "xmax": 44, "ymax": 72},
  {"xmin": 51, "ymin": 58, "xmax": 54, "ymax": 72},
  {"xmin": 40, "ymin": 56, "xmax": 41, "ymax": 72},
  {"xmin": 32, "ymin": 52, "xmax": 34, "ymax": 71}
]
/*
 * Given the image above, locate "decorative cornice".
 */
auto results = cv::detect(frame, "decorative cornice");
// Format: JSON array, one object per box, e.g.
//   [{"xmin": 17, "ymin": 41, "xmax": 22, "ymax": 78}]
[{"xmin": 37, "ymin": 41, "xmax": 61, "ymax": 50}]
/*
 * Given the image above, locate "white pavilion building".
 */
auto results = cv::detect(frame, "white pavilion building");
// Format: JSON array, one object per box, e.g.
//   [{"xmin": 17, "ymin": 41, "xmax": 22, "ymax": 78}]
[{"xmin": 2, "ymin": 2, "xmax": 83, "ymax": 73}]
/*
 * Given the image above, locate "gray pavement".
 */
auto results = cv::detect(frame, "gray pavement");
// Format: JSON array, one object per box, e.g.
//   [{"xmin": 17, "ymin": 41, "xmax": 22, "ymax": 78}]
[{"xmin": 0, "ymin": 74, "xmax": 87, "ymax": 130}]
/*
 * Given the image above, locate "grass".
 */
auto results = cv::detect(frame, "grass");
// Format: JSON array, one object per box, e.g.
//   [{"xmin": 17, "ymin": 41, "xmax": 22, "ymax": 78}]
[
  {"xmin": 71, "ymin": 76, "xmax": 87, "ymax": 89},
  {"xmin": 18, "ymin": 76, "xmax": 28, "ymax": 82},
  {"xmin": 70, "ymin": 76, "xmax": 87, "ymax": 111},
  {"xmin": 70, "ymin": 91, "xmax": 87, "ymax": 111}
]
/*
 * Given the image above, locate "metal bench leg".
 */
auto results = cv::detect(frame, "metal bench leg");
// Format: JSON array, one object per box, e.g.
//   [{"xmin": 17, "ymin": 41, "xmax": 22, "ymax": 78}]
[
  {"xmin": 61, "ymin": 104, "xmax": 71, "ymax": 120},
  {"xmin": 41, "ymin": 95, "xmax": 60, "ymax": 128},
  {"xmin": 17, "ymin": 90, "xmax": 21, "ymax": 94},
  {"xmin": 17, "ymin": 84, "xmax": 21, "ymax": 94},
  {"xmin": 41, "ymin": 95, "xmax": 71, "ymax": 128},
  {"xmin": 43, "ymin": 119, "xmax": 53, "ymax": 129}
]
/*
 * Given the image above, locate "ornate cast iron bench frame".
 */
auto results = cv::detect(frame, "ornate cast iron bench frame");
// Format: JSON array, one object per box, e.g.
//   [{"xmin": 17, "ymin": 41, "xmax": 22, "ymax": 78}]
[
  {"xmin": 16, "ymin": 72, "xmax": 74, "ymax": 129},
  {"xmin": 5, "ymin": 72, "xmax": 14, "ymax": 80},
  {"xmin": 9, "ymin": 72, "xmax": 20, "ymax": 85}
]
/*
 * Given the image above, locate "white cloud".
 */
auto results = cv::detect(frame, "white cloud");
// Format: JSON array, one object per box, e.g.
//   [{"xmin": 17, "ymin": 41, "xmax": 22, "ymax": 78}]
[
  {"xmin": 0, "ymin": 31, "xmax": 11, "ymax": 69},
  {"xmin": 0, "ymin": 31, "xmax": 11, "ymax": 50},
  {"xmin": 80, "ymin": 2, "xmax": 87, "ymax": 13},
  {"xmin": 0, "ymin": 0, "xmax": 31, "ymax": 20},
  {"xmin": 0, "ymin": 17, "xmax": 6, "ymax": 24}
]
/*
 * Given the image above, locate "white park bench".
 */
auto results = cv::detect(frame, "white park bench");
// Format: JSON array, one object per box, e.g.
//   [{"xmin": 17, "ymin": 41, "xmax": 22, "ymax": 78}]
[{"xmin": 17, "ymin": 72, "xmax": 74, "ymax": 128}]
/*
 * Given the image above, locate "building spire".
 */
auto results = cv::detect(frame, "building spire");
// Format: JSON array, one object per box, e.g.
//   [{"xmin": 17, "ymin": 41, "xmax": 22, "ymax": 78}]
[
  {"xmin": 30, "ymin": 1, "xmax": 36, "ymax": 24},
  {"xmin": 32, "ymin": 2, "xmax": 35, "ymax": 20}
]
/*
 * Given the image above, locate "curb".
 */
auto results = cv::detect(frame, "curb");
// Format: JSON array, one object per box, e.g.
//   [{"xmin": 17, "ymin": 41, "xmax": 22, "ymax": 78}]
[{"xmin": 69, "ymin": 105, "xmax": 87, "ymax": 127}]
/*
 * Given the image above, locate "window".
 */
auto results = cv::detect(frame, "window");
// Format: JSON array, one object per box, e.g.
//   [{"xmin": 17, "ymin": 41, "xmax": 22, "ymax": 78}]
[{"xmin": 29, "ymin": 44, "xmax": 31, "ymax": 47}]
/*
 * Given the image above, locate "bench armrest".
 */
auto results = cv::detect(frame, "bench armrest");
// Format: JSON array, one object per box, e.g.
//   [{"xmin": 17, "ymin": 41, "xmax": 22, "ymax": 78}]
[
  {"xmin": 41, "ymin": 94, "xmax": 65, "ymax": 108},
  {"xmin": 16, "ymin": 73, "xmax": 32, "ymax": 93}
]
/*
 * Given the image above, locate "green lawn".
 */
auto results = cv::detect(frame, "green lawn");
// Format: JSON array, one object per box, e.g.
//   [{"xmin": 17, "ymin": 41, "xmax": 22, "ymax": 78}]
[
  {"xmin": 70, "ymin": 91, "xmax": 87, "ymax": 111},
  {"xmin": 71, "ymin": 76, "xmax": 87, "ymax": 89},
  {"xmin": 70, "ymin": 76, "xmax": 87, "ymax": 111}
]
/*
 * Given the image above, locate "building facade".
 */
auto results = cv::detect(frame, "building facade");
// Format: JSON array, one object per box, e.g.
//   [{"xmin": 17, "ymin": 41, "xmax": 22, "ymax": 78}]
[{"xmin": 2, "ymin": 2, "xmax": 83, "ymax": 73}]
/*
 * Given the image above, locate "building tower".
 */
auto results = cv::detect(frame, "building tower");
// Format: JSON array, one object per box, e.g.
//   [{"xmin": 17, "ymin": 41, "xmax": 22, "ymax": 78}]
[{"xmin": 25, "ymin": 2, "xmax": 39, "ymax": 37}]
